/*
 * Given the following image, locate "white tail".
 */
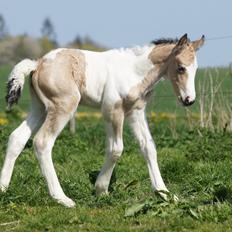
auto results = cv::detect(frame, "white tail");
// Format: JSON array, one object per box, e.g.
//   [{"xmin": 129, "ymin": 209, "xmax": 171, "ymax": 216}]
[{"xmin": 6, "ymin": 59, "xmax": 37, "ymax": 108}]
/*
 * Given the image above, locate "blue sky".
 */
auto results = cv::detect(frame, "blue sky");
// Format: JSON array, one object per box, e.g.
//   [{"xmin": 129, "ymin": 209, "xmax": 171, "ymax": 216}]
[{"xmin": 1, "ymin": 0, "xmax": 232, "ymax": 67}]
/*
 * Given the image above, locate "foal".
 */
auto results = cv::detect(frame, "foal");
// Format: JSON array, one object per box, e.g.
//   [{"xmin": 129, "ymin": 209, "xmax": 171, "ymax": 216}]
[{"xmin": 0, "ymin": 34, "xmax": 204, "ymax": 207}]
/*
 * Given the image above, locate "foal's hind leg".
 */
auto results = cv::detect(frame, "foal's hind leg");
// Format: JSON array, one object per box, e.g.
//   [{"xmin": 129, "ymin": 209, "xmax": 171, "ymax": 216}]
[
  {"xmin": 0, "ymin": 91, "xmax": 45, "ymax": 191},
  {"xmin": 33, "ymin": 100, "xmax": 79, "ymax": 207}
]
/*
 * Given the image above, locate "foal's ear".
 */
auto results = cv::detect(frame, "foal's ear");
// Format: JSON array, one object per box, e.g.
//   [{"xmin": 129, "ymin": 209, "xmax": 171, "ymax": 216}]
[
  {"xmin": 172, "ymin": 33, "xmax": 188, "ymax": 55},
  {"xmin": 192, "ymin": 35, "xmax": 205, "ymax": 51},
  {"xmin": 177, "ymin": 33, "xmax": 188, "ymax": 47}
]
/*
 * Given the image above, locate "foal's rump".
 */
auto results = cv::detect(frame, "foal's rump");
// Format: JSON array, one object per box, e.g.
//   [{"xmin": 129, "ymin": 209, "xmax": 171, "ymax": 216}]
[
  {"xmin": 31, "ymin": 55, "xmax": 80, "ymax": 111},
  {"xmin": 6, "ymin": 49, "xmax": 84, "ymax": 112}
]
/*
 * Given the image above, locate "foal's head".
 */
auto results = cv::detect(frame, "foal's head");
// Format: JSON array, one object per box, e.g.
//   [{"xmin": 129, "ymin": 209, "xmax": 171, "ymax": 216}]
[{"xmin": 151, "ymin": 34, "xmax": 205, "ymax": 106}]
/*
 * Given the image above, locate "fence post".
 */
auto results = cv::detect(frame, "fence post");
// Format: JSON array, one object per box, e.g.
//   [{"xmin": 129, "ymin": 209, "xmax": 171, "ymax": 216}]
[{"xmin": 69, "ymin": 116, "xmax": 76, "ymax": 134}]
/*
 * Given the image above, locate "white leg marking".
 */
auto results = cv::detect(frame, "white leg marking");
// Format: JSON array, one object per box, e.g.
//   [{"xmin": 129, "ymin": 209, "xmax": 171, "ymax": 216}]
[
  {"xmin": 0, "ymin": 111, "xmax": 44, "ymax": 191},
  {"xmin": 33, "ymin": 111, "xmax": 77, "ymax": 208},
  {"xmin": 95, "ymin": 122, "xmax": 123, "ymax": 195},
  {"xmin": 127, "ymin": 109, "xmax": 169, "ymax": 197}
]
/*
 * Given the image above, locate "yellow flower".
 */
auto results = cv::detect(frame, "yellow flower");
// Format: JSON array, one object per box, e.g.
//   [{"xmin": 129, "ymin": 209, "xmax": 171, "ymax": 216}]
[
  {"xmin": 0, "ymin": 117, "xmax": 9, "ymax": 125},
  {"xmin": 76, "ymin": 112, "xmax": 101, "ymax": 119},
  {"xmin": 148, "ymin": 112, "xmax": 176, "ymax": 122}
]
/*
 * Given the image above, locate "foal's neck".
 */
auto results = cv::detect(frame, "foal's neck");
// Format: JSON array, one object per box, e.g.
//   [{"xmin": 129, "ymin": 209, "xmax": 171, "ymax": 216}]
[
  {"xmin": 134, "ymin": 46, "xmax": 166, "ymax": 95},
  {"xmin": 132, "ymin": 45, "xmax": 155, "ymax": 77},
  {"xmin": 124, "ymin": 45, "xmax": 166, "ymax": 103}
]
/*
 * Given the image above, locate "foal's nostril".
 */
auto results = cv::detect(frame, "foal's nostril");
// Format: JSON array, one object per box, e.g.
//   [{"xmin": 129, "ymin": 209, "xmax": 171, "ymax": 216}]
[
  {"xmin": 183, "ymin": 96, "xmax": 195, "ymax": 106},
  {"xmin": 185, "ymin": 96, "xmax": 190, "ymax": 104}
]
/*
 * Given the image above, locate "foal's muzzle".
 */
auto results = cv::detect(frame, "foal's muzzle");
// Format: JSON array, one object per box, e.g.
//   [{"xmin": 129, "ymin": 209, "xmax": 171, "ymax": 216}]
[{"xmin": 181, "ymin": 96, "xmax": 195, "ymax": 107}]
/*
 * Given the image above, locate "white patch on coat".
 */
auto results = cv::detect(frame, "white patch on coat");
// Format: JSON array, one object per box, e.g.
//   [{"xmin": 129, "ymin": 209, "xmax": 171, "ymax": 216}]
[
  {"xmin": 134, "ymin": 46, "xmax": 154, "ymax": 76},
  {"xmin": 43, "ymin": 48, "xmax": 64, "ymax": 60},
  {"xmin": 82, "ymin": 46, "xmax": 155, "ymax": 106}
]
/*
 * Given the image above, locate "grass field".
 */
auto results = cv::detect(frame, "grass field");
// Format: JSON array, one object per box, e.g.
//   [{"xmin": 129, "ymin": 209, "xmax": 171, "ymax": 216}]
[
  {"xmin": 1, "ymin": 65, "xmax": 232, "ymax": 231},
  {"xmin": 1, "ymin": 119, "xmax": 232, "ymax": 231}
]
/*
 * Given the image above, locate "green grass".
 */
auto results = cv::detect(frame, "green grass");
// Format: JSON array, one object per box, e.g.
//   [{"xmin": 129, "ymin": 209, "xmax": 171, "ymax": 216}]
[{"xmin": 0, "ymin": 118, "xmax": 232, "ymax": 231}]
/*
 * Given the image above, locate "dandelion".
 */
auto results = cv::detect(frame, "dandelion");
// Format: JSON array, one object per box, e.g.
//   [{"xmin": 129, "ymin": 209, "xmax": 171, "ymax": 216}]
[{"xmin": 0, "ymin": 117, "xmax": 9, "ymax": 125}]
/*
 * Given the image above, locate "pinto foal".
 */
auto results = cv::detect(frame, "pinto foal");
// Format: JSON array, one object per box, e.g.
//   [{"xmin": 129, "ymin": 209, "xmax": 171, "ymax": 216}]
[{"xmin": 0, "ymin": 34, "xmax": 204, "ymax": 207}]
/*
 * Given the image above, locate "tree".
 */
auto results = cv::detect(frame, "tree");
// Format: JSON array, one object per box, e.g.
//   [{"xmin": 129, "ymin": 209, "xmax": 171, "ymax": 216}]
[
  {"xmin": 0, "ymin": 14, "xmax": 8, "ymax": 39},
  {"xmin": 41, "ymin": 17, "xmax": 56, "ymax": 42},
  {"xmin": 68, "ymin": 35, "xmax": 83, "ymax": 48},
  {"xmin": 73, "ymin": 35, "xmax": 83, "ymax": 46}
]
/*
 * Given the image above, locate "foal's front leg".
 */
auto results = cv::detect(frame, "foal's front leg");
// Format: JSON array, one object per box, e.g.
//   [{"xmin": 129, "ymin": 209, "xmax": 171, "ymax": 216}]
[
  {"xmin": 95, "ymin": 109, "xmax": 124, "ymax": 195},
  {"xmin": 127, "ymin": 109, "xmax": 170, "ymax": 200}
]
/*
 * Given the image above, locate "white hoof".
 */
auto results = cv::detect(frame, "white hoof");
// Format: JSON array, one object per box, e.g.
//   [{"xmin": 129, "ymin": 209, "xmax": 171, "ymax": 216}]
[
  {"xmin": 158, "ymin": 190, "xmax": 169, "ymax": 201},
  {"xmin": 56, "ymin": 197, "xmax": 76, "ymax": 208},
  {"xmin": 95, "ymin": 185, "xmax": 109, "ymax": 196},
  {"xmin": 0, "ymin": 185, "xmax": 7, "ymax": 192},
  {"xmin": 173, "ymin": 194, "xmax": 179, "ymax": 202},
  {"xmin": 157, "ymin": 190, "xmax": 179, "ymax": 202}
]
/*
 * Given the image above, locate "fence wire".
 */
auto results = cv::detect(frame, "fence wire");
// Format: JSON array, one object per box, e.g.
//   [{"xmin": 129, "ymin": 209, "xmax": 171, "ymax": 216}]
[{"xmin": 1, "ymin": 91, "xmax": 232, "ymax": 102}]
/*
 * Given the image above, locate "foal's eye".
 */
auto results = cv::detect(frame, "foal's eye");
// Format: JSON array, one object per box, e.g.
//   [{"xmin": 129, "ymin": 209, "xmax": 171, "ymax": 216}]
[{"xmin": 177, "ymin": 65, "xmax": 186, "ymax": 74}]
